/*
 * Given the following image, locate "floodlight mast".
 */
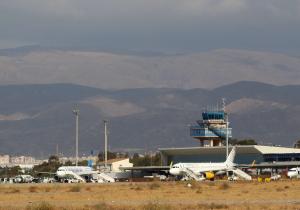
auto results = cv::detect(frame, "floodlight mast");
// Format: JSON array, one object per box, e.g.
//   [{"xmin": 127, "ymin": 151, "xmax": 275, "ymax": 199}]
[
  {"xmin": 73, "ymin": 108, "xmax": 79, "ymax": 166},
  {"xmin": 104, "ymin": 120, "xmax": 108, "ymax": 169}
]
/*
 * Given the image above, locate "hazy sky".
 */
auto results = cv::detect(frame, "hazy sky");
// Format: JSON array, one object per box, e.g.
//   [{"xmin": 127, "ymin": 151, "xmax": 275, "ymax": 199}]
[{"xmin": 0, "ymin": 0, "xmax": 300, "ymax": 53}]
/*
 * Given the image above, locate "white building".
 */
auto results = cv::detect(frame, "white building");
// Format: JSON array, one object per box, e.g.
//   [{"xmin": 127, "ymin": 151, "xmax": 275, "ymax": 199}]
[
  {"xmin": 0, "ymin": 155, "xmax": 10, "ymax": 165},
  {"xmin": 98, "ymin": 158, "xmax": 133, "ymax": 172}
]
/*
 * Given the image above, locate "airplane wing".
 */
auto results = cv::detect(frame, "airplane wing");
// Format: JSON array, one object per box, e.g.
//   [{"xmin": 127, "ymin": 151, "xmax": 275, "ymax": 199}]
[
  {"xmin": 77, "ymin": 171, "xmax": 98, "ymax": 176},
  {"xmin": 196, "ymin": 166, "xmax": 227, "ymax": 173},
  {"xmin": 34, "ymin": 171, "xmax": 56, "ymax": 175}
]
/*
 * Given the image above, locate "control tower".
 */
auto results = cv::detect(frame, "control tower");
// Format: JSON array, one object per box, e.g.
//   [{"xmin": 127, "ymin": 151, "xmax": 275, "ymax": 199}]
[{"xmin": 190, "ymin": 107, "xmax": 232, "ymax": 147}]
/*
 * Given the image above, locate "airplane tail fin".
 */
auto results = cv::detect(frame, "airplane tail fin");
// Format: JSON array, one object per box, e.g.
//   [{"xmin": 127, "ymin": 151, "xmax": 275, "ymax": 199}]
[
  {"xmin": 225, "ymin": 146, "xmax": 236, "ymax": 166},
  {"xmin": 251, "ymin": 160, "xmax": 256, "ymax": 167}
]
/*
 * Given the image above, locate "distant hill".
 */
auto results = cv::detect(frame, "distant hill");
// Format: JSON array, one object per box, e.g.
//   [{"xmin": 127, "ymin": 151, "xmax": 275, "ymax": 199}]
[
  {"xmin": 0, "ymin": 81, "xmax": 299, "ymax": 157},
  {"xmin": 1, "ymin": 47, "xmax": 300, "ymax": 89}
]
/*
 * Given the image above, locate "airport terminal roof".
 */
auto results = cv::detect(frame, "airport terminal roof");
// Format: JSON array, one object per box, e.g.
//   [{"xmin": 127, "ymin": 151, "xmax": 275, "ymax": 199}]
[{"xmin": 158, "ymin": 145, "xmax": 300, "ymax": 155}]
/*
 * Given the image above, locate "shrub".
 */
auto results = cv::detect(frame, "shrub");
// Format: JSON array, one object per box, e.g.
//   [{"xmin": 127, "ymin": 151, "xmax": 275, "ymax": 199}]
[
  {"xmin": 204, "ymin": 203, "xmax": 228, "ymax": 209},
  {"xmin": 276, "ymin": 187, "xmax": 284, "ymax": 192},
  {"xmin": 218, "ymin": 183, "xmax": 230, "ymax": 190},
  {"xmin": 44, "ymin": 187, "xmax": 51, "ymax": 192},
  {"xmin": 92, "ymin": 202, "xmax": 111, "ymax": 210},
  {"xmin": 69, "ymin": 185, "xmax": 81, "ymax": 192},
  {"xmin": 135, "ymin": 186, "xmax": 142, "ymax": 191},
  {"xmin": 7, "ymin": 187, "xmax": 20, "ymax": 193},
  {"xmin": 29, "ymin": 186, "xmax": 38, "ymax": 193},
  {"xmin": 26, "ymin": 201, "xmax": 54, "ymax": 210},
  {"xmin": 142, "ymin": 202, "xmax": 171, "ymax": 210},
  {"xmin": 148, "ymin": 182, "xmax": 160, "ymax": 190}
]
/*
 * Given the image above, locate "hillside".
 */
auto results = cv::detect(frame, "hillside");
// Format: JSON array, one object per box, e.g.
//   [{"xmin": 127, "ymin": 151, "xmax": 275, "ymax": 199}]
[
  {"xmin": 0, "ymin": 81, "xmax": 299, "ymax": 157},
  {"xmin": 1, "ymin": 47, "xmax": 300, "ymax": 89}
]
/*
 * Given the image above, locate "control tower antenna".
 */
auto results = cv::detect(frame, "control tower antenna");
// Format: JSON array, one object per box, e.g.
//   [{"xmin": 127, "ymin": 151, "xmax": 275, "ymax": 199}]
[{"xmin": 222, "ymin": 98, "xmax": 226, "ymax": 112}]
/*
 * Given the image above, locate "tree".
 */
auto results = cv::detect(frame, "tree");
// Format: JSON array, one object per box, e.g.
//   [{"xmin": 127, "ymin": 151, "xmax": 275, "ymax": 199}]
[
  {"xmin": 130, "ymin": 152, "xmax": 161, "ymax": 166},
  {"xmin": 97, "ymin": 151, "xmax": 117, "ymax": 162},
  {"xmin": 32, "ymin": 155, "xmax": 62, "ymax": 177},
  {"xmin": 0, "ymin": 166, "xmax": 22, "ymax": 178},
  {"xmin": 48, "ymin": 155, "xmax": 59, "ymax": 164}
]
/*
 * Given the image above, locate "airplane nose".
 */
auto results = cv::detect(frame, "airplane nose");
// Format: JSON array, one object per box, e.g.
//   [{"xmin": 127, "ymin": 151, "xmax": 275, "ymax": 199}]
[{"xmin": 169, "ymin": 168, "xmax": 178, "ymax": 175}]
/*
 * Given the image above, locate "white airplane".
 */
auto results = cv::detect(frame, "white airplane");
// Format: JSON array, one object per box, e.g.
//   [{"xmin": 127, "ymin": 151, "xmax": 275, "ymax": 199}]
[
  {"xmin": 56, "ymin": 166, "xmax": 95, "ymax": 182},
  {"xmin": 40, "ymin": 166, "xmax": 115, "ymax": 183},
  {"xmin": 287, "ymin": 167, "xmax": 300, "ymax": 178},
  {"xmin": 169, "ymin": 147, "xmax": 252, "ymax": 181},
  {"xmin": 56, "ymin": 166, "xmax": 115, "ymax": 183}
]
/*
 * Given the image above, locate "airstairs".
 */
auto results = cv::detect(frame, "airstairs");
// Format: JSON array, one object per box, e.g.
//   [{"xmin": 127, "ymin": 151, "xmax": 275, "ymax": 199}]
[
  {"xmin": 95, "ymin": 173, "xmax": 115, "ymax": 183},
  {"xmin": 182, "ymin": 168, "xmax": 205, "ymax": 181},
  {"xmin": 67, "ymin": 171, "xmax": 86, "ymax": 183},
  {"xmin": 232, "ymin": 168, "xmax": 252, "ymax": 180}
]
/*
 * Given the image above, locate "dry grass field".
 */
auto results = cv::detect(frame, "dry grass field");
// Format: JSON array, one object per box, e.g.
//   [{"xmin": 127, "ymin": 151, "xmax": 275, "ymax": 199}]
[{"xmin": 0, "ymin": 180, "xmax": 299, "ymax": 210}]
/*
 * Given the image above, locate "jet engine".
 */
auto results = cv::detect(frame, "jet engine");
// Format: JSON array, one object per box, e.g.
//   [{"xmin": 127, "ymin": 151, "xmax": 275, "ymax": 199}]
[{"xmin": 203, "ymin": 171, "xmax": 215, "ymax": 181}]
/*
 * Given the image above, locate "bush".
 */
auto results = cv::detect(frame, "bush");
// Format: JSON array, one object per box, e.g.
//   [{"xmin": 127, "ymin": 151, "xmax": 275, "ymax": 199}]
[
  {"xmin": 207, "ymin": 203, "xmax": 228, "ymax": 209},
  {"xmin": 142, "ymin": 202, "xmax": 171, "ymax": 210},
  {"xmin": 92, "ymin": 202, "xmax": 111, "ymax": 210},
  {"xmin": 43, "ymin": 187, "xmax": 51, "ymax": 192},
  {"xmin": 218, "ymin": 183, "xmax": 230, "ymax": 190},
  {"xmin": 26, "ymin": 201, "xmax": 54, "ymax": 210},
  {"xmin": 7, "ymin": 187, "xmax": 20, "ymax": 193},
  {"xmin": 29, "ymin": 186, "xmax": 38, "ymax": 193},
  {"xmin": 148, "ymin": 182, "xmax": 160, "ymax": 190},
  {"xmin": 69, "ymin": 185, "xmax": 81, "ymax": 192}
]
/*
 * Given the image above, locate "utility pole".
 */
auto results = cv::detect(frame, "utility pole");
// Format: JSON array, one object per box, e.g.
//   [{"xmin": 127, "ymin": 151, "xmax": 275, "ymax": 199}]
[
  {"xmin": 56, "ymin": 144, "xmax": 59, "ymax": 157},
  {"xmin": 104, "ymin": 120, "xmax": 108, "ymax": 169},
  {"xmin": 73, "ymin": 108, "xmax": 80, "ymax": 166},
  {"xmin": 226, "ymin": 114, "xmax": 229, "ymax": 158}
]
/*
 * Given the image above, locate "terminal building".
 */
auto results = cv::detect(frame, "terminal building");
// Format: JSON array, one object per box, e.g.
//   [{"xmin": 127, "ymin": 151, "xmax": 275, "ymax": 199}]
[
  {"xmin": 159, "ymin": 145, "xmax": 300, "ymax": 166},
  {"xmin": 159, "ymin": 108, "xmax": 300, "ymax": 167}
]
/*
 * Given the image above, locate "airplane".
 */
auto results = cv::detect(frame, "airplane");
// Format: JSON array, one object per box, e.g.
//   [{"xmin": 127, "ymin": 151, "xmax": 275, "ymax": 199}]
[
  {"xmin": 56, "ymin": 166, "xmax": 95, "ymax": 182},
  {"xmin": 169, "ymin": 146, "xmax": 252, "ymax": 181},
  {"xmin": 287, "ymin": 167, "xmax": 300, "ymax": 178},
  {"xmin": 38, "ymin": 166, "xmax": 115, "ymax": 183}
]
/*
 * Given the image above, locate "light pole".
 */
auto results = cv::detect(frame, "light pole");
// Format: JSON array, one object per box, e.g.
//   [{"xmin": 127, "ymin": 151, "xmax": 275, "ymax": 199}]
[
  {"xmin": 73, "ymin": 108, "xmax": 79, "ymax": 166},
  {"xmin": 104, "ymin": 120, "xmax": 108, "ymax": 169},
  {"xmin": 226, "ymin": 114, "xmax": 229, "ymax": 158},
  {"xmin": 222, "ymin": 98, "xmax": 229, "ymax": 158}
]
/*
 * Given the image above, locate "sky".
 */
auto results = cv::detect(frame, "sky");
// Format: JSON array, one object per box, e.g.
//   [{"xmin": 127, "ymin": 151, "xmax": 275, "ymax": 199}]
[{"xmin": 0, "ymin": 0, "xmax": 300, "ymax": 53}]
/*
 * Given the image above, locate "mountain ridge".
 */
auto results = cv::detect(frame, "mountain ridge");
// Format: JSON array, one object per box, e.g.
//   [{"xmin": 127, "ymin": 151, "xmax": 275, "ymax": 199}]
[{"xmin": 0, "ymin": 81, "xmax": 299, "ymax": 157}]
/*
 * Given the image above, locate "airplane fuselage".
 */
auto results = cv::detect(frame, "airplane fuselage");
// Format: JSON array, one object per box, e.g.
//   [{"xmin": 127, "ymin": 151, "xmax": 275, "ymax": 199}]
[
  {"xmin": 56, "ymin": 166, "xmax": 95, "ymax": 178},
  {"xmin": 170, "ymin": 162, "xmax": 228, "ymax": 176},
  {"xmin": 287, "ymin": 167, "xmax": 300, "ymax": 178}
]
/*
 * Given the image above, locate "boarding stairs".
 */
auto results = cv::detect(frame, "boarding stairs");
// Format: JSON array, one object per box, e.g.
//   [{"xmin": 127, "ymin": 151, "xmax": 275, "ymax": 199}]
[
  {"xmin": 232, "ymin": 168, "xmax": 252, "ymax": 181},
  {"xmin": 182, "ymin": 168, "xmax": 205, "ymax": 181},
  {"xmin": 67, "ymin": 171, "xmax": 86, "ymax": 183},
  {"xmin": 96, "ymin": 173, "xmax": 115, "ymax": 183}
]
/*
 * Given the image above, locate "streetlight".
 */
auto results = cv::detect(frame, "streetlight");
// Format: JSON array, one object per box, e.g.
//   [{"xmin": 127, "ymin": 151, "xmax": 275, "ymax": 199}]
[
  {"xmin": 73, "ymin": 108, "xmax": 79, "ymax": 166},
  {"xmin": 103, "ymin": 120, "xmax": 108, "ymax": 169}
]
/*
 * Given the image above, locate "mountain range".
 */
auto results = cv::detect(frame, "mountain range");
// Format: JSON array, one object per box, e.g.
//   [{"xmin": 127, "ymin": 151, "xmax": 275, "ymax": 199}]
[
  {"xmin": 1, "ymin": 46, "xmax": 300, "ymax": 89},
  {"xmin": 0, "ymin": 81, "xmax": 299, "ymax": 157}
]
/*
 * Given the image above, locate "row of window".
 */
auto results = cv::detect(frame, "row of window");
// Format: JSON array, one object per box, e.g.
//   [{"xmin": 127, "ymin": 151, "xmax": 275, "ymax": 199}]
[{"xmin": 263, "ymin": 154, "xmax": 300, "ymax": 162}]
